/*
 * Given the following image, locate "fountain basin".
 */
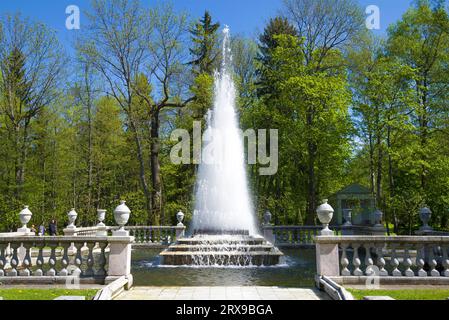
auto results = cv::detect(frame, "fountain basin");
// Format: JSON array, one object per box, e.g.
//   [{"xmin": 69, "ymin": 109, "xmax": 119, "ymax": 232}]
[{"xmin": 160, "ymin": 235, "xmax": 284, "ymax": 267}]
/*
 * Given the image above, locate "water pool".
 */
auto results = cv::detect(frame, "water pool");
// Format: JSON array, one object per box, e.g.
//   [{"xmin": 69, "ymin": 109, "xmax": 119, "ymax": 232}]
[{"xmin": 131, "ymin": 249, "xmax": 317, "ymax": 287}]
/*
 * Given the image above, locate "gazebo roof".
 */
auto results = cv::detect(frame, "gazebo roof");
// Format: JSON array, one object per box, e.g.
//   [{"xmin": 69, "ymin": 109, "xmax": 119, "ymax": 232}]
[{"xmin": 331, "ymin": 183, "xmax": 373, "ymax": 197}]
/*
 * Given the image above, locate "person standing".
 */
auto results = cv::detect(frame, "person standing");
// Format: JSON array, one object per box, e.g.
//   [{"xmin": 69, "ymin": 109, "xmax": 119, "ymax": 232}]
[
  {"xmin": 48, "ymin": 220, "xmax": 58, "ymax": 236},
  {"xmin": 38, "ymin": 224, "xmax": 46, "ymax": 236}
]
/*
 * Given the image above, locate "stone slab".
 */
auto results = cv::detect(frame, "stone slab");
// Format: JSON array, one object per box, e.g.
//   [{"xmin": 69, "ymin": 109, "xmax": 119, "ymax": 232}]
[
  {"xmin": 363, "ymin": 296, "xmax": 395, "ymax": 300},
  {"xmin": 54, "ymin": 296, "xmax": 86, "ymax": 300}
]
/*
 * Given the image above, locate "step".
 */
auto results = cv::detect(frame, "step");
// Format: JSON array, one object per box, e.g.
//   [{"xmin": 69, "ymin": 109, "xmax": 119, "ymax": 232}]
[
  {"xmin": 160, "ymin": 251, "xmax": 284, "ymax": 266},
  {"xmin": 166, "ymin": 245, "xmax": 275, "ymax": 252}
]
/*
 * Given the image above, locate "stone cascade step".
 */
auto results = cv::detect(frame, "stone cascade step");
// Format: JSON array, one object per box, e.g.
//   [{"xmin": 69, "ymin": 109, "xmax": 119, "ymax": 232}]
[
  {"xmin": 166, "ymin": 244, "xmax": 275, "ymax": 252},
  {"xmin": 160, "ymin": 235, "xmax": 284, "ymax": 267}
]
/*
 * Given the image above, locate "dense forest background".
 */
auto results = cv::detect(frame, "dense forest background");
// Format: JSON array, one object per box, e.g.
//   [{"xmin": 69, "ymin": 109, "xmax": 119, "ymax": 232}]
[{"xmin": 0, "ymin": 0, "xmax": 448, "ymax": 234}]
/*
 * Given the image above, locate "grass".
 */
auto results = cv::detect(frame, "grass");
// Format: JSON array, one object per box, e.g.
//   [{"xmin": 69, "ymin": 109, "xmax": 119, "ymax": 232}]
[
  {"xmin": 347, "ymin": 289, "xmax": 449, "ymax": 300},
  {"xmin": 0, "ymin": 288, "xmax": 99, "ymax": 300}
]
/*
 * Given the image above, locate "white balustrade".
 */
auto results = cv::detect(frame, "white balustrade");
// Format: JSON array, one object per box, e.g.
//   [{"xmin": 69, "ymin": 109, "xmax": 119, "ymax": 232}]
[{"xmin": 315, "ymin": 236, "xmax": 449, "ymax": 279}]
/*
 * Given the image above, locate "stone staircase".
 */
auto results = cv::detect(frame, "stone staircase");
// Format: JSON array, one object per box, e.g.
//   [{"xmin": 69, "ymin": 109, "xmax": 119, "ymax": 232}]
[{"xmin": 160, "ymin": 235, "xmax": 284, "ymax": 266}]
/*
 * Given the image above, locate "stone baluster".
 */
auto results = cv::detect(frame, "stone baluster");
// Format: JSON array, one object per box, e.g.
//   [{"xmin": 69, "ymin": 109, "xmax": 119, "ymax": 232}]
[
  {"xmin": 148, "ymin": 228, "xmax": 153, "ymax": 243},
  {"xmin": 403, "ymin": 246, "xmax": 414, "ymax": 277},
  {"xmin": 416, "ymin": 243, "xmax": 427, "ymax": 277},
  {"xmin": 73, "ymin": 242, "xmax": 84, "ymax": 276},
  {"xmin": 304, "ymin": 229, "xmax": 309, "ymax": 244},
  {"xmin": 428, "ymin": 244, "xmax": 440, "ymax": 277},
  {"xmin": 340, "ymin": 243, "xmax": 351, "ymax": 276},
  {"xmin": 0, "ymin": 243, "xmax": 6, "ymax": 276},
  {"xmin": 84, "ymin": 242, "xmax": 95, "ymax": 277},
  {"xmin": 96, "ymin": 242, "xmax": 108, "ymax": 277},
  {"xmin": 19, "ymin": 243, "xmax": 32, "ymax": 276},
  {"xmin": 47, "ymin": 242, "xmax": 58, "ymax": 276},
  {"xmin": 34, "ymin": 244, "xmax": 45, "ymax": 276},
  {"xmin": 297, "ymin": 229, "xmax": 303, "ymax": 244},
  {"xmin": 352, "ymin": 244, "xmax": 363, "ymax": 276},
  {"xmin": 375, "ymin": 243, "xmax": 388, "ymax": 276},
  {"xmin": 145, "ymin": 228, "xmax": 150, "ymax": 243},
  {"xmin": 442, "ymin": 246, "xmax": 449, "ymax": 277},
  {"xmin": 390, "ymin": 244, "xmax": 402, "ymax": 276},
  {"xmin": 59, "ymin": 242, "xmax": 71, "ymax": 276},
  {"xmin": 9, "ymin": 242, "xmax": 20, "ymax": 277},
  {"xmin": 364, "ymin": 243, "xmax": 375, "ymax": 276}
]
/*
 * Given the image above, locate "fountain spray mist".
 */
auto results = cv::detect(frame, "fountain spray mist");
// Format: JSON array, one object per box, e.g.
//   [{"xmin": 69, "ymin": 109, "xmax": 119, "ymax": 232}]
[{"xmin": 191, "ymin": 26, "xmax": 258, "ymax": 236}]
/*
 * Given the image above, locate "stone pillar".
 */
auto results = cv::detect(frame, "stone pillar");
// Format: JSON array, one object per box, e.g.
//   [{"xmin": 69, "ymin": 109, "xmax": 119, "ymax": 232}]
[
  {"xmin": 262, "ymin": 211, "xmax": 275, "ymax": 244},
  {"xmin": 315, "ymin": 238, "xmax": 340, "ymax": 277},
  {"xmin": 105, "ymin": 236, "xmax": 134, "ymax": 286},
  {"xmin": 263, "ymin": 227, "xmax": 275, "ymax": 244},
  {"xmin": 63, "ymin": 228, "xmax": 78, "ymax": 236},
  {"xmin": 96, "ymin": 209, "xmax": 108, "ymax": 237},
  {"xmin": 176, "ymin": 211, "xmax": 185, "ymax": 239}
]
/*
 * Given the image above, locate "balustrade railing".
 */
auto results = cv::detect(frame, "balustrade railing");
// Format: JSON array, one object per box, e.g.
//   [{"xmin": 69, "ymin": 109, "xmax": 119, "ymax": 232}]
[
  {"xmin": 127, "ymin": 226, "xmax": 184, "ymax": 247},
  {"xmin": 0, "ymin": 236, "xmax": 133, "ymax": 284},
  {"xmin": 315, "ymin": 236, "xmax": 449, "ymax": 280},
  {"xmin": 66, "ymin": 226, "xmax": 185, "ymax": 247},
  {"xmin": 263, "ymin": 226, "xmax": 341, "ymax": 247}
]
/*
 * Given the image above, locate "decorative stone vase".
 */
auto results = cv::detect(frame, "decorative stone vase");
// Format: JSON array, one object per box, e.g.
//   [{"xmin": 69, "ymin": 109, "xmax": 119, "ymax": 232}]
[
  {"xmin": 114, "ymin": 201, "xmax": 131, "ymax": 234},
  {"xmin": 316, "ymin": 200, "xmax": 334, "ymax": 236},
  {"xmin": 374, "ymin": 209, "xmax": 383, "ymax": 227},
  {"xmin": 97, "ymin": 209, "xmax": 106, "ymax": 227},
  {"xmin": 176, "ymin": 211, "xmax": 185, "ymax": 227},
  {"xmin": 67, "ymin": 208, "xmax": 78, "ymax": 229},
  {"xmin": 343, "ymin": 209, "xmax": 352, "ymax": 226},
  {"xmin": 19, "ymin": 206, "xmax": 33, "ymax": 231},
  {"xmin": 419, "ymin": 206, "xmax": 432, "ymax": 231},
  {"xmin": 264, "ymin": 211, "xmax": 272, "ymax": 225}
]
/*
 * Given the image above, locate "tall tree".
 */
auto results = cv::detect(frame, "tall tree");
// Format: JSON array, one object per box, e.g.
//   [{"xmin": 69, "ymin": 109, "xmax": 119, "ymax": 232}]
[
  {"xmin": 282, "ymin": 0, "xmax": 365, "ymax": 223},
  {"xmin": 0, "ymin": 14, "xmax": 65, "ymax": 204},
  {"xmin": 189, "ymin": 11, "xmax": 220, "ymax": 76},
  {"xmin": 78, "ymin": 0, "xmax": 154, "ymax": 222}
]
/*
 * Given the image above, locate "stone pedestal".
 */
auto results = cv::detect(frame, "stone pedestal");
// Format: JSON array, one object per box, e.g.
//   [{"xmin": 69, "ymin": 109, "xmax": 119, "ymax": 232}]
[
  {"xmin": 63, "ymin": 227, "xmax": 77, "ymax": 236},
  {"xmin": 369, "ymin": 225, "xmax": 387, "ymax": 236},
  {"xmin": 107, "ymin": 237, "xmax": 134, "ymax": 278},
  {"xmin": 17, "ymin": 227, "xmax": 31, "ymax": 234},
  {"xmin": 176, "ymin": 225, "xmax": 185, "ymax": 239},
  {"xmin": 315, "ymin": 240, "xmax": 340, "ymax": 277},
  {"xmin": 96, "ymin": 225, "xmax": 108, "ymax": 237},
  {"xmin": 341, "ymin": 225, "xmax": 354, "ymax": 236},
  {"xmin": 263, "ymin": 226, "xmax": 275, "ymax": 244},
  {"xmin": 112, "ymin": 229, "xmax": 129, "ymax": 237}
]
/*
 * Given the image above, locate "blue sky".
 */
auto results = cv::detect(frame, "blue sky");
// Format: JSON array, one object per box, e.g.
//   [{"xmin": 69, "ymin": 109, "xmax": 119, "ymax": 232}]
[{"xmin": 0, "ymin": 0, "xmax": 415, "ymax": 55}]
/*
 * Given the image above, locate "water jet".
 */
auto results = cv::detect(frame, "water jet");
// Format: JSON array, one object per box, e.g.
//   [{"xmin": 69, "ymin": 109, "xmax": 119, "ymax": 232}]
[{"xmin": 160, "ymin": 26, "xmax": 283, "ymax": 267}]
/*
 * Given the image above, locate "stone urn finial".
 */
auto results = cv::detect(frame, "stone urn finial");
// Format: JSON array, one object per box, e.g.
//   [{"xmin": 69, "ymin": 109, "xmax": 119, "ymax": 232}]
[
  {"xmin": 18, "ymin": 205, "xmax": 33, "ymax": 232},
  {"xmin": 97, "ymin": 209, "xmax": 107, "ymax": 227},
  {"xmin": 316, "ymin": 200, "xmax": 334, "ymax": 236},
  {"xmin": 177, "ymin": 211, "xmax": 185, "ymax": 227},
  {"xmin": 419, "ymin": 206, "xmax": 433, "ymax": 231},
  {"xmin": 373, "ymin": 209, "xmax": 383, "ymax": 227},
  {"xmin": 67, "ymin": 208, "xmax": 78, "ymax": 229},
  {"xmin": 264, "ymin": 210, "xmax": 272, "ymax": 225},
  {"xmin": 343, "ymin": 209, "xmax": 352, "ymax": 226},
  {"xmin": 113, "ymin": 200, "xmax": 131, "ymax": 236}
]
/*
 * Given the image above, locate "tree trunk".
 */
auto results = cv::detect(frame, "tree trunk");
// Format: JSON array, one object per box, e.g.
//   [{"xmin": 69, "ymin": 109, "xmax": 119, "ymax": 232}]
[
  {"xmin": 306, "ymin": 109, "xmax": 317, "ymax": 225},
  {"xmin": 129, "ymin": 119, "xmax": 152, "ymax": 223},
  {"xmin": 150, "ymin": 110, "xmax": 163, "ymax": 225}
]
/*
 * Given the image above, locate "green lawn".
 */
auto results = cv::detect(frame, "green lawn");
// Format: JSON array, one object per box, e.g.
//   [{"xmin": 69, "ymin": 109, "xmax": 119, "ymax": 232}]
[
  {"xmin": 0, "ymin": 288, "xmax": 98, "ymax": 300},
  {"xmin": 348, "ymin": 289, "xmax": 449, "ymax": 300}
]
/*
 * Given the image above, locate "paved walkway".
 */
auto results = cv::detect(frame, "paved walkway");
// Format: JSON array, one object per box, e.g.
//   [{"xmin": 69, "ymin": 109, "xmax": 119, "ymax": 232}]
[{"xmin": 116, "ymin": 286, "xmax": 330, "ymax": 300}]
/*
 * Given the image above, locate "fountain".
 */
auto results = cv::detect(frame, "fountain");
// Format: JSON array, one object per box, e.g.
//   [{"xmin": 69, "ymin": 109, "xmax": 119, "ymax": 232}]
[{"xmin": 160, "ymin": 26, "xmax": 283, "ymax": 266}]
